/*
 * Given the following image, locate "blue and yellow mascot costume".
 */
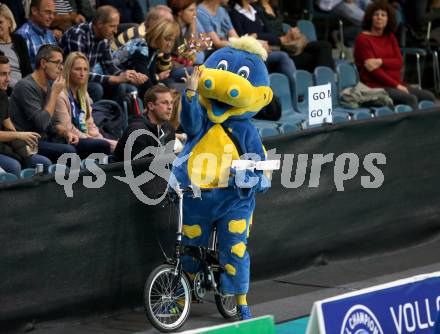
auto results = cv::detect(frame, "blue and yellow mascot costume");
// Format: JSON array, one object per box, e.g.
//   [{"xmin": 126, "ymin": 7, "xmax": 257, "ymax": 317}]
[{"xmin": 172, "ymin": 36, "xmax": 273, "ymax": 319}]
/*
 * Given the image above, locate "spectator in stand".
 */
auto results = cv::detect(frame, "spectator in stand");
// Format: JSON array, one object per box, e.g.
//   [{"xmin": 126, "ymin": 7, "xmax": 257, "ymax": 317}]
[
  {"xmin": 60, "ymin": 5, "xmax": 148, "ymax": 103},
  {"xmin": 0, "ymin": 4, "xmax": 33, "ymax": 90},
  {"xmin": 112, "ymin": 5, "xmax": 174, "ymax": 50},
  {"xmin": 168, "ymin": 0, "xmax": 208, "ymax": 82},
  {"xmin": 51, "ymin": 0, "xmax": 86, "ymax": 37},
  {"xmin": 113, "ymin": 18, "xmax": 179, "ymax": 97},
  {"xmin": 69, "ymin": 0, "xmax": 96, "ymax": 22},
  {"xmin": 316, "ymin": 0, "xmax": 372, "ymax": 45},
  {"xmin": 52, "ymin": 52, "xmax": 113, "ymax": 157},
  {"xmin": 198, "ymin": 0, "xmax": 298, "ymax": 101},
  {"xmin": 9, "ymin": 44, "xmax": 79, "ymax": 163},
  {"xmin": 0, "ymin": 1, "xmax": 27, "ymax": 29},
  {"xmin": 0, "ymin": 53, "xmax": 51, "ymax": 176},
  {"xmin": 197, "ymin": 0, "xmax": 237, "ymax": 49},
  {"xmin": 16, "ymin": 0, "xmax": 58, "ymax": 69},
  {"xmin": 113, "ymin": 84, "xmax": 175, "ymax": 161},
  {"xmin": 254, "ymin": 0, "xmax": 335, "ymax": 72},
  {"xmin": 169, "ymin": 89, "xmax": 187, "ymax": 153},
  {"xmin": 316, "ymin": 0, "xmax": 372, "ymax": 27},
  {"xmin": 112, "ymin": 6, "xmax": 175, "ymax": 88},
  {"xmin": 97, "ymin": 0, "xmax": 144, "ymax": 24},
  {"xmin": 354, "ymin": 0, "xmax": 436, "ymax": 110}
]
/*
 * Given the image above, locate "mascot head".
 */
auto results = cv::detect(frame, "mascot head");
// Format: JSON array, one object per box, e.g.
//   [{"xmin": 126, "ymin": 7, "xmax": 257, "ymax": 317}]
[{"xmin": 198, "ymin": 36, "xmax": 273, "ymax": 123}]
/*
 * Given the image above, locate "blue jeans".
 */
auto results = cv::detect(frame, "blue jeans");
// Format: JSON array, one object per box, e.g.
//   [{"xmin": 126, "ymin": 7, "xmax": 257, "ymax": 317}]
[
  {"xmin": 266, "ymin": 50, "xmax": 297, "ymax": 100},
  {"xmin": 75, "ymin": 138, "xmax": 111, "ymax": 160},
  {"xmin": 0, "ymin": 153, "xmax": 51, "ymax": 176},
  {"xmin": 38, "ymin": 140, "xmax": 77, "ymax": 164}
]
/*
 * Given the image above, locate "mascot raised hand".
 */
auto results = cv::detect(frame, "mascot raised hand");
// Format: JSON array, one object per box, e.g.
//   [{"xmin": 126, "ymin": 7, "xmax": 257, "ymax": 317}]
[{"xmin": 172, "ymin": 36, "xmax": 273, "ymax": 320}]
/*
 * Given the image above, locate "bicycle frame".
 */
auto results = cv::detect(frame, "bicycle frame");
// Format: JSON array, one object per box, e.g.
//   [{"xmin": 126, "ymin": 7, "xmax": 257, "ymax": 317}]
[
  {"xmin": 166, "ymin": 187, "xmax": 223, "ymax": 297},
  {"xmin": 144, "ymin": 187, "xmax": 239, "ymax": 332}
]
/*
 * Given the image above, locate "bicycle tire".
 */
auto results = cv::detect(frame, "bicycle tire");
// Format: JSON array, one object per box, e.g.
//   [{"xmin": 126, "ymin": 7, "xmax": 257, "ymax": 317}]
[
  {"xmin": 144, "ymin": 264, "xmax": 192, "ymax": 332},
  {"xmin": 215, "ymin": 293, "xmax": 238, "ymax": 319}
]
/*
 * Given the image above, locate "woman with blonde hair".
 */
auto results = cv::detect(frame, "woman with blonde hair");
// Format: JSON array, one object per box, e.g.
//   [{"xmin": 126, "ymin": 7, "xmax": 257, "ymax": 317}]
[
  {"xmin": 52, "ymin": 52, "xmax": 116, "ymax": 158},
  {"xmin": 113, "ymin": 17, "xmax": 180, "ymax": 96},
  {"xmin": 0, "ymin": 4, "xmax": 32, "ymax": 89}
]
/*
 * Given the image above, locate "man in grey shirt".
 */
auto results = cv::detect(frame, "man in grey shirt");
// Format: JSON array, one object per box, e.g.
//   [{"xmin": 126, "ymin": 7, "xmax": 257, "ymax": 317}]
[{"xmin": 9, "ymin": 44, "xmax": 77, "ymax": 162}]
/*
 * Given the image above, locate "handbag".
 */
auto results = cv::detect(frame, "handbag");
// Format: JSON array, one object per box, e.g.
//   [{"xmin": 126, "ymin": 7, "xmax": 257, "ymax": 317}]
[{"xmin": 0, "ymin": 138, "xmax": 34, "ymax": 164}]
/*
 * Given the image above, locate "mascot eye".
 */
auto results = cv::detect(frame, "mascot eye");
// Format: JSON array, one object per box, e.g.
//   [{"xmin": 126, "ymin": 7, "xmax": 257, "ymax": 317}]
[
  {"xmin": 216, "ymin": 60, "xmax": 228, "ymax": 71},
  {"xmin": 237, "ymin": 66, "xmax": 250, "ymax": 79}
]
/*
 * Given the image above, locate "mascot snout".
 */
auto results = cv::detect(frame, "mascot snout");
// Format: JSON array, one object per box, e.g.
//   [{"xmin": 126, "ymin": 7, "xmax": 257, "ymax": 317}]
[{"xmin": 198, "ymin": 66, "xmax": 273, "ymax": 109}]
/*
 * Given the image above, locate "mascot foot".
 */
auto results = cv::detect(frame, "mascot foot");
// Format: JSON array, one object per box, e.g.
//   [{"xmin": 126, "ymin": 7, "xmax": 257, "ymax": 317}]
[{"xmin": 237, "ymin": 305, "xmax": 253, "ymax": 320}]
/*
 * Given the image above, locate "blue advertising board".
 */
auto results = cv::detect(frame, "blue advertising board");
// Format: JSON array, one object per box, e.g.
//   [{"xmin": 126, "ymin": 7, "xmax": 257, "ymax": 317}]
[{"xmin": 306, "ymin": 272, "xmax": 440, "ymax": 334}]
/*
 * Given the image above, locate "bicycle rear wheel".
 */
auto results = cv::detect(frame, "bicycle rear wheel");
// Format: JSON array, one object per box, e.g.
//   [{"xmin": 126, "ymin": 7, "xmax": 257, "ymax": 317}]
[
  {"xmin": 215, "ymin": 293, "xmax": 238, "ymax": 319},
  {"xmin": 144, "ymin": 264, "xmax": 192, "ymax": 332}
]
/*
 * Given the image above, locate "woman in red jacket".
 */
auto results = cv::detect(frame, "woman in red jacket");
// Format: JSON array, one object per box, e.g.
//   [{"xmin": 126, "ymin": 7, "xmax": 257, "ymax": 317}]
[{"xmin": 354, "ymin": 0, "xmax": 435, "ymax": 110}]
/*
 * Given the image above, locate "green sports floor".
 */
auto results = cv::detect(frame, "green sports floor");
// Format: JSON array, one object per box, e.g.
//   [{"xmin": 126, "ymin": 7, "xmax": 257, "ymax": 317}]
[{"xmin": 275, "ymin": 316, "xmax": 309, "ymax": 334}]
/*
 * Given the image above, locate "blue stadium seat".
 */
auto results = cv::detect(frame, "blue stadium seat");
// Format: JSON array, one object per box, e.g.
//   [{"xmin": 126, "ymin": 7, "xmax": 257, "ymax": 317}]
[
  {"xmin": 258, "ymin": 127, "xmax": 279, "ymax": 138},
  {"xmin": 353, "ymin": 110, "xmax": 372, "ymax": 120},
  {"xmin": 332, "ymin": 113, "xmax": 349, "ymax": 123},
  {"xmin": 252, "ymin": 120, "xmax": 280, "ymax": 135},
  {"xmin": 48, "ymin": 164, "xmax": 70, "ymax": 175},
  {"xmin": 394, "ymin": 104, "xmax": 413, "ymax": 113},
  {"xmin": 297, "ymin": 20, "xmax": 317, "ymax": 41},
  {"xmin": 20, "ymin": 168, "xmax": 36, "ymax": 179},
  {"xmin": 0, "ymin": 172, "xmax": 18, "ymax": 182},
  {"xmin": 336, "ymin": 62, "xmax": 359, "ymax": 92},
  {"xmin": 269, "ymin": 73, "xmax": 307, "ymax": 124},
  {"xmin": 293, "ymin": 70, "xmax": 314, "ymax": 114},
  {"xmin": 252, "ymin": 73, "xmax": 307, "ymax": 136},
  {"xmin": 374, "ymin": 107, "xmax": 396, "ymax": 116},
  {"xmin": 418, "ymin": 100, "xmax": 436, "ymax": 110},
  {"xmin": 280, "ymin": 123, "xmax": 301, "ymax": 134}
]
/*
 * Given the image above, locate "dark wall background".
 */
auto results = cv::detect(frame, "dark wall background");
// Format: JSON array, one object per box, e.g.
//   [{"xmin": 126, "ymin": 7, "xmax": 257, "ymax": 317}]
[{"xmin": 1, "ymin": 110, "xmax": 440, "ymax": 325}]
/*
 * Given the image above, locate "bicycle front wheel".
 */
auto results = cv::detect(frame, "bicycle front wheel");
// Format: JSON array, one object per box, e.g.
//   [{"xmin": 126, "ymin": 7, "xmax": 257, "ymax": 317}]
[
  {"xmin": 215, "ymin": 293, "xmax": 238, "ymax": 319},
  {"xmin": 144, "ymin": 264, "xmax": 192, "ymax": 332}
]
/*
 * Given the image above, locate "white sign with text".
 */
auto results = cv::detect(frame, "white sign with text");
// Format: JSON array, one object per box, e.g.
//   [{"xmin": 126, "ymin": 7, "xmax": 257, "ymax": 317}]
[{"xmin": 308, "ymin": 83, "xmax": 332, "ymax": 125}]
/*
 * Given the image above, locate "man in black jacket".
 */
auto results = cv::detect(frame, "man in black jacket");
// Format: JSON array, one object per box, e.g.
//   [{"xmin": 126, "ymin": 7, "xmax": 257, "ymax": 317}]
[{"xmin": 113, "ymin": 85, "xmax": 175, "ymax": 161}]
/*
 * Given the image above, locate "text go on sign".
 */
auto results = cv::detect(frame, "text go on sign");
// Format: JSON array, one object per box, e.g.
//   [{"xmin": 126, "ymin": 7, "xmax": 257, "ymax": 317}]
[{"xmin": 308, "ymin": 83, "xmax": 332, "ymax": 125}]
